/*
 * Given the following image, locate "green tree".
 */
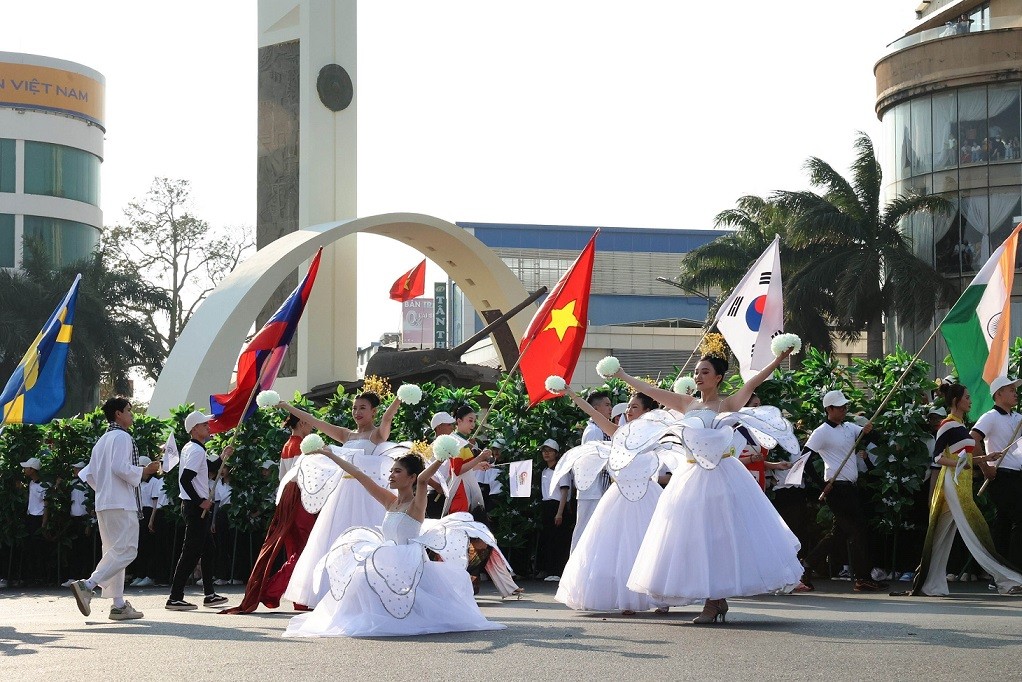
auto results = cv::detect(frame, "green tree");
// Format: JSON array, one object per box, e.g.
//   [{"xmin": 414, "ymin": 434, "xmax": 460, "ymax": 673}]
[
  {"xmin": 104, "ymin": 178, "xmax": 253, "ymax": 358},
  {"xmin": 675, "ymin": 195, "xmax": 835, "ymax": 353},
  {"xmin": 0, "ymin": 241, "xmax": 169, "ymax": 414},
  {"xmin": 776, "ymin": 133, "xmax": 955, "ymax": 359}
]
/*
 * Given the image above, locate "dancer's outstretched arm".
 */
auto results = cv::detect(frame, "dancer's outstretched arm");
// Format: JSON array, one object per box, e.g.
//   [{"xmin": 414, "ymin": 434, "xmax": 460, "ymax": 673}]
[
  {"xmin": 409, "ymin": 459, "xmax": 445, "ymax": 522},
  {"xmin": 372, "ymin": 398, "xmax": 401, "ymax": 443},
  {"xmin": 566, "ymin": 388, "xmax": 618, "ymax": 437},
  {"xmin": 316, "ymin": 448, "xmax": 396, "ymax": 509},
  {"xmin": 723, "ymin": 348, "xmax": 792, "ymax": 412},
  {"xmin": 613, "ymin": 369, "xmax": 692, "ymax": 412},
  {"xmin": 278, "ymin": 402, "xmax": 354, "ymax": 443}
]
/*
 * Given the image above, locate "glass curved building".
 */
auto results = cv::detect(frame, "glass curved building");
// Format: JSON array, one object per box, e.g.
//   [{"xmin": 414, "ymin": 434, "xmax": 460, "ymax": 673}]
[
  {"xmin": 0, "ymin": 52, "xmax": 105, "ymax": 269},
  {"xmin": 875, "ymin": 1, "xmax": 1022, "ymax": 367}
]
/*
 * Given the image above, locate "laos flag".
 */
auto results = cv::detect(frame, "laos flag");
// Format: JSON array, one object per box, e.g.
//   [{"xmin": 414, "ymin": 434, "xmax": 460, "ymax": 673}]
[
  {"xmin": 714, "ymin": 235, "xmax": 784, "ymax": 381},
  {"xmin": 209, "ymin": 248, "xmax": 323, "ymax": 433}
]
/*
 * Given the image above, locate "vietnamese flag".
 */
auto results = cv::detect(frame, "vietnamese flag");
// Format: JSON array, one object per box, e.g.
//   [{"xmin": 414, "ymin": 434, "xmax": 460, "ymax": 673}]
[
  {"xmin": 209, "ymin": 248, "xmax": 323, "ymax": 433},
  {"xmin": 518, "ymin": 231, "xmax": 597, "ymax": 406},
  {"xmin": 390, "ymin": 259, "xmax": 426, "ymax": 302}
]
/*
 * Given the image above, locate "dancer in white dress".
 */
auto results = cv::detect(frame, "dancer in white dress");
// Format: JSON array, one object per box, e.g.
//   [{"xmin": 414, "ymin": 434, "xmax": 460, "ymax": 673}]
[
  {"xmin": 279, "ymin": 392, "xmax": 403, "ymax": 608},
  {"xmin": 612, "ymin": 342, "xmax": 803, "ymax": 624},
  {"xmin": 554, "ymin": 391, "xmax": 670, "ymax": 614},
  {"xmin": 283, "ymin": 449, "xmax": 506, "ymax": 638}
]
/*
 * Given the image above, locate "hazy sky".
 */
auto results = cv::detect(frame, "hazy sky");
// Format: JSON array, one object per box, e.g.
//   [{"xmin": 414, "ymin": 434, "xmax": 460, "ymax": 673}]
[{"xmin": 3, "ymin": 1, "xmax": 915, "ymax": 348}]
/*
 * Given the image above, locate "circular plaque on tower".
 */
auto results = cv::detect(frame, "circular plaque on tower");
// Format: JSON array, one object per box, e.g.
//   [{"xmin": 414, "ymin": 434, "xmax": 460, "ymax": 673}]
[{"xmin": 316, "ymin": 64, "xmax": 353, "ymax": 112}]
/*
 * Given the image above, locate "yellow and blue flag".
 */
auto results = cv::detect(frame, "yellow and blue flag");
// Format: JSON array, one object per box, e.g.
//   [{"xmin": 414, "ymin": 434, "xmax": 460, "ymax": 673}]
[{"xmin": 1, "ymin": 274, "xmax": 82, "ymax": 424}]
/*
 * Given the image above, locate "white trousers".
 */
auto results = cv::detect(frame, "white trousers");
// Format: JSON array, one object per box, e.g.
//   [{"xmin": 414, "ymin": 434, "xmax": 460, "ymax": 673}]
[
  {"xmin": 571, "ymin": 499, "xmax": 601, "ymax": 553},
  {"xmin": 89, "ymin": 509, "xmax": 139, "ymax": 603}
]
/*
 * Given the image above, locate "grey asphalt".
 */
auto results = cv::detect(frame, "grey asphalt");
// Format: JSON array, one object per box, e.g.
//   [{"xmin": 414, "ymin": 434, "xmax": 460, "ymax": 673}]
[{"xmin": 1, "ymin": 579, "xmax": 1020, "ymax": 681}]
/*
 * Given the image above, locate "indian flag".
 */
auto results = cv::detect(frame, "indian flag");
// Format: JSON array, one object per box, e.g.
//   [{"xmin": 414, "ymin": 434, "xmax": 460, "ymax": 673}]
[{"xmin": 940, "ymin": 223, "xmax": 1022, "ymax": 417}]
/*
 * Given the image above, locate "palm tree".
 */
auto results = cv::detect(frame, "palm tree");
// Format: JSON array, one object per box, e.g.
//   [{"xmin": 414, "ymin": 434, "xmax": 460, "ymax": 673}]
[
  {"xmin": 676, "ymin": 195, "xmax": 836, "ymax": 353},
  {"xmin": 0, "ymin": 240, "xmax": 170, "ymax": 415},
  {"xmin": 775, "ymin": 133, "xmax": 954, "ymax": 359}
]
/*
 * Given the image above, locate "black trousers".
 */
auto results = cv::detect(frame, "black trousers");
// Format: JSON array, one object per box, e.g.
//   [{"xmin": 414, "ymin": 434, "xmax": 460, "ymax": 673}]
[
  {"xmin": 536, "ymin": 499, "xmax": 574, "ymax": 576},
  {"xmin": 772, "ymin": 487, "xmax": 811, "ymax": 558},
  {"xmin": 988, "ymin": 470, "xmax": 1022, "ymax": 571},
  {"xmin": 169, "ymin": 500, "xmax": 215, "ymax": 600},
  {"xmin": 803, "ymin": 482, "xmax": 871, "ymax": 580}
]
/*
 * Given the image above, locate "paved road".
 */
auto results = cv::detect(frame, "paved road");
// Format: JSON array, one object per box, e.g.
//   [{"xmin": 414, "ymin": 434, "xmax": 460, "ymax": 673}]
[{"xmin": 1, "ymin": 579, "xmax": 1020, "ymax": 681}]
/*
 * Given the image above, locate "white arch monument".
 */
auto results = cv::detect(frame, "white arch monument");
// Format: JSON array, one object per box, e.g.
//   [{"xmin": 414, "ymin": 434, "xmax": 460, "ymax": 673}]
[{"xmin": 149, "ymin": 213, "xmax": 531, "ymax": 416}]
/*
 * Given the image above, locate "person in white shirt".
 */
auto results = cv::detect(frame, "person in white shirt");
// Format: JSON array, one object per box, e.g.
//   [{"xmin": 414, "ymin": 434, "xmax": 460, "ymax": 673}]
[
  {"xmin": 537, "ymin": 439, "xmax": 573, "ymax": 581},
  {"xmin": 70, "ymin": 397, "xmax": 160, "ymax": 621},
  {"xmin": 798, "ymin": 390, "xmax": 886, "ymax": 592},
  {"xmin": 973, "ymin": 376, "xmax": 1022, "ymax": 572},
  {"xmin": 572, "ymin": 390, "xmax": 613, "ymax": 552},
  {"xmin": 64, "ymin": 461, "xmax": 93, "ymax": 587},
  {"xmin": 166, "ymin": 410, "xmax": 234, "ymax": 611},
  {"xmin": 128, "ymin": 457, "xmax": 157, "ymax": 587},
  {"xmin": 20, "ymin": 457, "xmax": 49, "ymax": 585},
  {"xmin": 212, "ymin": 468, "xmax": 235, "ymax": 585}
]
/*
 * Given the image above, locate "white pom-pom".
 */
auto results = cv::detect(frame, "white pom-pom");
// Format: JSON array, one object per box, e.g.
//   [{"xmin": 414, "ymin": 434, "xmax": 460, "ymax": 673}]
[
  {"xmin": 431, "ymin": 434, "xmax": 461, "ymax": 461},
  {"xmin": 673, "ymin": 376, "xmax": 697, "ymax": 396},
  {"xmin": 770, "ymin": 333, "xmax": 802, "ymax": 357},
  {"xmin": 300, "ymin": 433, "xmax": 325, "ymax": 455},
  {"xmin": 256, "ymin": 390, "xmax": 281, "ymax": 409},
  {"xmin": 596, "ymin": 356, "xmax": 620, "ymax": 378},
  {"xmin": 396, "ymin": 383, "xmax": 423, "ymax": 405},
  {"xmin": 545, "ymin": 375, "xmax": 567, "ymax": 394}
]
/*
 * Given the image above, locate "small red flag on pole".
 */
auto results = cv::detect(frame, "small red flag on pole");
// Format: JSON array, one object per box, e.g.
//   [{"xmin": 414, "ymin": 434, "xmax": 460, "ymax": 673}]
[{"xmin": 389, "ymin": 259, "xmax": 426, "ymax": 302}]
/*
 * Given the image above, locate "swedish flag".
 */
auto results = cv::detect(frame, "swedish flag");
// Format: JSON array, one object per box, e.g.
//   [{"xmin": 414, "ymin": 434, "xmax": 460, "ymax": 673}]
[{"xmin": 1, "ymin": 274, "xmax": 81, "ymax": 424}]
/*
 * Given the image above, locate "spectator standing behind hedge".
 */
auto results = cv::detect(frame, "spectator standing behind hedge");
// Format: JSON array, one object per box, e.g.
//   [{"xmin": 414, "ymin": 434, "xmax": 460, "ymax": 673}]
[
  {"xmin": 70, "ymin": 397, "xmax": 161, "ymax": 621},
  {"xmin": 20, "ymin": 457, "xmax": 50, "ymax": 585},
  {"xmin": 212, "ymin": 468, "xmax": 235, "ymax": 585},
  {"xmin": 536, "ymin": 439, "xmax": 573, "ymax": 582},
  {"xmin": 128, "ymin": 456, "xmax": 156, "ymax": 587},
  {"xmin": 62, "ymin": 461, "xmax": 94, "ymax": 587}
]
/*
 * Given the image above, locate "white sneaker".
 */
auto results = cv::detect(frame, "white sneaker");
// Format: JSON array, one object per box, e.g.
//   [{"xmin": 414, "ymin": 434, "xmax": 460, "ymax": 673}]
[
  {"xmin": 135, "ymin": 577, "xmax": 155, "ymax": 587},
  {"xmin": 947, "ymin": 573, "xmax": 958, "ymax": 582},
  {"xmin": 870, "ymin": 568, "xmax": 887, "ymax": 582},
  {"xmin": 543, "ymin": 575, "xmax": 560, "ymax": 582},
  {"xmin": 60, "ymin": 578, "xmax": 76, "ymax": 588},
  {"xmin": 836, "ymin": 567, "xmax": 853, "ymax": 581},
  {"xmin": 0, "ymin": 578, "xmax": 7, "ymax": 589},
  {"xmin": 129, "ymin": 577, "xmax": 144, "ymax": 587},
  {"xmin": 109, "ymin": 601, "xmax": 144, "ymax": 620},
  {"xmin": 213, "ymin": 579, "xmax": 229, "ymax": 586}
]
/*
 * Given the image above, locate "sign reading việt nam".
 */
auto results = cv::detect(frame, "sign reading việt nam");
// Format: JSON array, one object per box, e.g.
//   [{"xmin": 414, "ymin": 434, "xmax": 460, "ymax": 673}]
[{"xmin": 0, "ymin": 61, "xmax": 105, "ymax": 129}]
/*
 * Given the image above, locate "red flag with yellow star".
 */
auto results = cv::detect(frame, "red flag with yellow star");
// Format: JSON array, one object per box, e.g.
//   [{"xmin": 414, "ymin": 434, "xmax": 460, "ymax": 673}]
[
  {"xmin": 389, "ymin": 259, "xmax": 426, "ymax": 302},
  {"xmin": 518, "ymin": 231, "xmax": 597, "ymax": 406}
]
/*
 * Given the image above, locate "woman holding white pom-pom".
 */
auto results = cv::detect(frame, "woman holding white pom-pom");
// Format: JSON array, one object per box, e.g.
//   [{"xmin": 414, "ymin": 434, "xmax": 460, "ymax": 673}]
[
  {"xmin": 554, "ymin": 388, "xmax": 671, "ymax": 614},
  {"xmin": 283, "ymin": 446, "xmax": 506, "ymax": 637},
  {"xmin": 282, "ymin": 391, "xmax": 405, "ymax": 608},
  {"xmin": 606, "ymin": 334, "xmax": 803, "ymax": 625}
]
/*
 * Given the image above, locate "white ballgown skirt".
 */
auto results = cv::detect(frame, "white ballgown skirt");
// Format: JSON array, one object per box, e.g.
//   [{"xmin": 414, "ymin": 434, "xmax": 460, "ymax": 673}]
[
  {"xmin": 284, "ymin": 512, "xmax": 505, "ymax": 638},
  {"xmin": 627, "ymin": 457, "xmax": 802, "ymax": 604},
  {"xmin": 283, "ymin": 476, "xmax": 386, "ymax": 607},
  {"xmin": 556, "ymin": 482, "xmax": 666, "ymax": 612}
]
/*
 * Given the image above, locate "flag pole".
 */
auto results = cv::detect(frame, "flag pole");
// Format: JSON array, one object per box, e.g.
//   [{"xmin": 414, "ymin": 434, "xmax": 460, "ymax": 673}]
[
  {"xmin": 202, "ymin": 357, "xmax": 277, "ymax": 518},
  {"xmin": 472, "ymin": 335, "xmax": 537, "ymax": 440},
  {"xmin": 819, "ymin": 324, "xmax": 943, "ymax": 501}
]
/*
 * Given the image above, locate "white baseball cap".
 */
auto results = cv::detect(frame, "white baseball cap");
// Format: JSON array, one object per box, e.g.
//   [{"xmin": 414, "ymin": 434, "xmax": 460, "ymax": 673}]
[
  {"xmin": 138, "ymin": 456, "xmax": 153, "ymax": 466},
  {"xmin": 489, "ymin": 437, "xmax": 505, "ymax": 449},
  {"xmin": 927, "ymin": 406, "xmax": 947, "ymax": 417},
  {"xmin": 261, "ymin": 460, "xmax": 277, "ymax": 470},
  {"xmin": 20, "ymin": 457, "xmax": 42, "ymax": 470},
  {"xmin": 430, "ymin": 412, "xmax": 456, "ymax": 429},
  {"xmin": 822, "ymin": 390, "xmax": 850, "ymax": 408},
  {"xmin": 611, "ymin": 402, "xmax": 628, "ymax": 418},
  {"xmin": 989, "ymin": 376, "xmax": 1021, "ymax": 397},
  {"xmin": 184, "ymin": 410, "xmax": 213, "ymax": 433},
  {"xmin": 541, "ymin": 438, "xmax": 560, "ymax": 452},
  {"xmin": 72, "ymin": 461, "xmax": 87, "ymax": 469}
]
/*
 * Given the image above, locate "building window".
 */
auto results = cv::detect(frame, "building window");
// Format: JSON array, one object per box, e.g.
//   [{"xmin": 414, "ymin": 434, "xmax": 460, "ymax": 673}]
[
  {"xmin": 0, "ymin": 139, "xmax": 14, "ymax": 193},
  {"xmin": 0, "ymin": 213, "xmax": 14, "ymax": 268},
  {"xmin": 24, "ymin": 141, "xmax": 101, "ymax": 206},
  {"xmin": 23, "ymin": 215, "xmax": 99, "ymax": 267}
]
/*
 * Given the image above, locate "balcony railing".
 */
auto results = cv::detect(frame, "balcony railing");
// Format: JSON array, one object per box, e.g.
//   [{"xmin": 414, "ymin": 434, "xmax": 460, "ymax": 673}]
[{"xmin": 884, "ymin": 15, "xmax": 1022, "ymax": 56}]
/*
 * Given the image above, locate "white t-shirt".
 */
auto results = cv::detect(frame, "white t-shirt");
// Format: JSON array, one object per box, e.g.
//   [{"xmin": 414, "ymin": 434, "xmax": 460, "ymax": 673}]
[
  {"xmin": 70, "ymin": 482, "xmax": 88, "ymax": 517},
  {"xmin": 578, "ymin": 420, "xmax": 611, "ymax": 500},
  {"xmin": 804, "ymin": 420, "xmax": 865, "ymax": 483},
  {"xmin": 178, "ymin": 441, "xmax": 210, "ymax": 501},
  {"xmin": 973, "ymin": 407, "xmax": 1022, "ymax": 471},
  {"xmin": 541, "ymin": 466, "xmax": 572, "ymax": 501},
  {"xmin": 27, "ymin": 480, "xmax": 47, "ymax": 516},
  {"xmin": 475, "ymin": 467, "xmax": 503, "ymax": 495},
  {"xmin": 214, "ymin": 479, "xmax": 232, "ymax": 505}
]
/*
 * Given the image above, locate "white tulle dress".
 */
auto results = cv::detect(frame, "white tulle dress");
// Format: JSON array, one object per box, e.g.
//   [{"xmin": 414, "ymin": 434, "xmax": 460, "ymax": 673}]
[
  {"xmin": 283, "ymin": 511, "xmax": 506, "ymax": 638},
  {"xmin": 554, "ymin": 440, "xmax": 666, "ymax": 613},
  {"xmin": 626, "ymin": 408, "xmax": 804, "ymax": 605},
  {"xmin": 283, "ymin": 439, "xmax": 397, "ymax": 608}
]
